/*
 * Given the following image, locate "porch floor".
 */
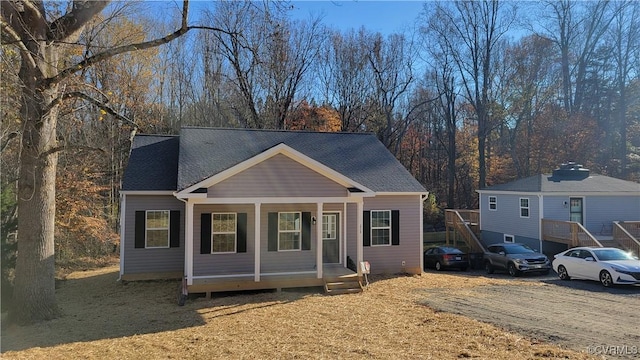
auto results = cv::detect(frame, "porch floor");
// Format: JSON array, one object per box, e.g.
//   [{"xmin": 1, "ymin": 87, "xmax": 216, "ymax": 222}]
[{"xmin": 188, "ymin": 264, "xmax": 358, "ymax": 293}]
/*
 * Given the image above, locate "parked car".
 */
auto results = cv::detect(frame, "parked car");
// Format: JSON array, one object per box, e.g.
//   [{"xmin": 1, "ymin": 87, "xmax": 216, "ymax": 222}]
[
  {"xmin": 484, "ymin": 243, "xmax": 551, "ymax": 276},
  {"xmin": 424, "ymin": 246, "xmax": 469, "ymax": 271},
  {"xmin": 552, "ymin": 247, "xmax": 640, "ymax": 287}
]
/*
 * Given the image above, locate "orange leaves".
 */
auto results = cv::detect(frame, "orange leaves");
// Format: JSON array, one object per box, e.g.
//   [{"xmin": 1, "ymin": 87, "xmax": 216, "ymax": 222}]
[{"xmin": 285, "ymin": 101, "xmax": 341, "ymax": 132}]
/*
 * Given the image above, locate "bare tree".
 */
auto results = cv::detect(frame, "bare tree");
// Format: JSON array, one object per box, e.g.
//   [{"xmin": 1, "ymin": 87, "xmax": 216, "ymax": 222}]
[
  {"xmin": 425, "ymin": 0, "xmax": 515, "ymax": 189},
  {"xmin": 316, "ymin": 28, "xmax": 376, "ymax": 132},
  {"xmin": 0, "ymin": 0, "xmax": 226, "ymax": 324},
  {"xmin": 608, "ymin": 1, "xmax": 639, "ymax": 177}
]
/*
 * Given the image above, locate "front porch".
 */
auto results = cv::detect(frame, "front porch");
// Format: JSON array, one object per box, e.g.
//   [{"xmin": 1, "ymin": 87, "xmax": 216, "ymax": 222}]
[{"xmin": 188, "ymin": 264, "xmax": 359, "ymax": 293}]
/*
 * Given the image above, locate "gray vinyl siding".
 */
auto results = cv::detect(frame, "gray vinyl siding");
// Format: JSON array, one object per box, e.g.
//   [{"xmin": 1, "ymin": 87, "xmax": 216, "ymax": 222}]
[
  {"xmin": 208, "ymin": 154, "xmax": 348, "ymax": 198},
  {"xmin": 543, "ymin": 195, "xmax": 640, "ymax": 234},
  {"xmin": 260, "ymin": 204, "xmax": 318, "ymax": 273},
  {"xmin": 363, "ymin": 195, "xmax": 422, "ymax": 274},
  {"xmin": 123, "ymin": 195, "xmax": 185, "ymax": 275},
  {"xmin": 193, "ymin": 204, "xmax": 255, "ymax": 276},
  {"xmin": 479, "ymin": 193, "xmax": 540, "ymax": 246}
]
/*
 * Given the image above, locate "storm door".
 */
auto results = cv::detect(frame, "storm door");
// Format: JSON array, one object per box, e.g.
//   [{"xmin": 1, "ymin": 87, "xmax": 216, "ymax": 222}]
[{"xmin": 322, "ymin": 213, "xmax": 340, "ymax": 263}]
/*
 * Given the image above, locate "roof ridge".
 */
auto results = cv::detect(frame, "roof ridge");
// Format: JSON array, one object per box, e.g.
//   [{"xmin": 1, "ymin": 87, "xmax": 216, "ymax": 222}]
[
  {"xmin": 180, "ymin": 126, "xmax": 374, "ymax": 136},
  {"xmin": 135, "ymin": 133, "xmax": 179, "ymax": 138}
]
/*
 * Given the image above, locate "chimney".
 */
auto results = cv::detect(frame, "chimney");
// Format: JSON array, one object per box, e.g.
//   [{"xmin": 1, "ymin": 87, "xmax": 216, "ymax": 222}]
[{"xmin": 552, "ymin": 162, "xmax": 590, "ymax": 180}]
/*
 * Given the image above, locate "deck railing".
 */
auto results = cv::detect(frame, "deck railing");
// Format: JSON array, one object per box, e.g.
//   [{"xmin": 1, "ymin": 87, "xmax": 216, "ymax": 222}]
[
  {"xmin": 445, "ymin": 210, "xmax": 485, "ymax": 253},
  {"xmin": 541, "ymin": 219, "xmax": 603, "ymax": 248},
  {"xmin": 445, "ymin": 209, "xmax": 479, "ymax": 226},
  {"xmin": 613, "ymin": 221, "xmax": 640, "ymax": 257}
]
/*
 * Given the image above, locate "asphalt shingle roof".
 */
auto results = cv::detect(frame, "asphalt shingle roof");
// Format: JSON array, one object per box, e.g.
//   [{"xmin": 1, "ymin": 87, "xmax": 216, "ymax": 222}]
[
  {"xmin": 123, "ymin": 127, "xmax": 426, "ymax": 193},
  {"xmin": 481, "ymin": 174, "xmax": 640, "ymax": 193},
  {"xmin": 122, "ymin": 135, "xmax": 179, "ymax": 191}
]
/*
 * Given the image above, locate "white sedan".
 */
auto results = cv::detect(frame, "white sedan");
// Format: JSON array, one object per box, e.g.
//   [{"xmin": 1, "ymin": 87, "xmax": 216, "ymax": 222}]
[{"xmin": 552, "ymin": 247, "xmax": 640, "ymax": 287}]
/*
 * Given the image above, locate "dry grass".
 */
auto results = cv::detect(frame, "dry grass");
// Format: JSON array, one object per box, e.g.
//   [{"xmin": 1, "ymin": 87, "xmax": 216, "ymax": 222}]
[{"xmin": 1, "ymin": 265, "xmax": 597, "ymax": 359}]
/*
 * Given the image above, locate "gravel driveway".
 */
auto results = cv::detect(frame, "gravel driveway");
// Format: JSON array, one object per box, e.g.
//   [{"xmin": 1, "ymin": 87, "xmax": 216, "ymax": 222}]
[{"xmin": 418, "ymin": 270, "xmax": 640, "ymax": 359}]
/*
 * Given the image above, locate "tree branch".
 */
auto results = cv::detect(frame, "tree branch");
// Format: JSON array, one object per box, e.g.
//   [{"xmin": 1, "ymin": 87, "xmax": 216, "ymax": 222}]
[
  {"xmin": 46, "ymin": 91, "xmax": 138, "ymax": 129},
  {"xmin": 44, "ymin": 0, "xmax": 236, "ymax": 88},
  {"xmin": 48, "ymin": 1, "xmax": 110, "ymax": 43},
  {"xmin": 0, "ymin": 18, "xmax": 37, "ymax": 72},
  {"xmin": 40, "ymin": 144, "xmax": 106, "ymax": 158}
]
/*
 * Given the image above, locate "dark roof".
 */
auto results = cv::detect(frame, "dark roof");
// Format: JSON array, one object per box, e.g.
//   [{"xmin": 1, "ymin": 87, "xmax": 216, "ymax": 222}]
[
  {"xmin": 123, "ymin": 127, "xmax": 426, "ymax": 193},
  {"xmin": 481, "ymin": 174, "xmax": 640, "ymax": 193},
  {"xmin": 122, "ymin": 135, "xmax": 179, "ymax": 191}
]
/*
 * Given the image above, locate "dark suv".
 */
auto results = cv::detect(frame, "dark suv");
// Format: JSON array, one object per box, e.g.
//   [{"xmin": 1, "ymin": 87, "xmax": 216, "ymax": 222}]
[{"xmin": 484, "ymin": 243, "xmax": 551, "ymax": 277}]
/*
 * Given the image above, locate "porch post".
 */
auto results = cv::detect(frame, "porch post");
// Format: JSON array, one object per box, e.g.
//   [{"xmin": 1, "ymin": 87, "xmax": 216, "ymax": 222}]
[
  {"xmin": 254, "ymin": 202, "xmax": 261, "ymax": 282},
  {"xmin": 316, "ymin": 202, "xmax": 323, "ymax": 279},
  {"xmin": 357, "ymin": 200, "xmax": 363, "ymax": 277},
  {"xmin": 342, "ymin": 202, "xmax": 347, "ymax": 266},
  {"xmin": 185, "ymin": 200, "xmax": 194, "ymax": 285}
]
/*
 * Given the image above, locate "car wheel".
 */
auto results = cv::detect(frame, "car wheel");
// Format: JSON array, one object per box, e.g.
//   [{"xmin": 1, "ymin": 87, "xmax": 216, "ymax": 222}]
[
  {"xmin": 484, "ymin": 262, "xmax": 494, "ymax": 274},
  {"xmin": 600, "ymin": 270, "xmax": 613, "ymax": 287},
  {"xmin": 435, "ymin": 261, "xmax": 443, "ymax": 271},
  {"xmin": 507, "ymin": 263, "xmax": 520, "ymax": 277},
  {"xmin": 557, "ymin": 265, "xmax": 570, "ymax": 280}
]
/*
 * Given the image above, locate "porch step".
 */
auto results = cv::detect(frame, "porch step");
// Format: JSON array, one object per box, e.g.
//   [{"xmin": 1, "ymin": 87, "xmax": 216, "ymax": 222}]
[{"xmin": 324, "ymin": 279, "xmax": 363, "ymax": 295}]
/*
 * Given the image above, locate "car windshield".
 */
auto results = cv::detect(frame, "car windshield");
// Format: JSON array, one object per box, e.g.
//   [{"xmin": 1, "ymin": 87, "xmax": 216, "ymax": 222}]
[
  {"xmin": 504, "ymin": 244, "xmax": 535, "ymax": 254},
  {"xmin": 592, "ymin": 249, "xmax": 634, "ymax": 261},
  {"xmin": 440, "ymin": 247, "xmax": 463, "ymax": 254}
]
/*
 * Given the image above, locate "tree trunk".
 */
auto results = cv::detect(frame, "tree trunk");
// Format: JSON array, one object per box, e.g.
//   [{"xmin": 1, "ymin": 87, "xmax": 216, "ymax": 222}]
[{"xmin": 11, "ymin": 45, "xmax": 61, "ymax": 324}]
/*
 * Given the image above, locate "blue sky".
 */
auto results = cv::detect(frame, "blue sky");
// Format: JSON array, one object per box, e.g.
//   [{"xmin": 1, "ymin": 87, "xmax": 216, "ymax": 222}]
[{"xmin": 291, "ymin": 1, "xmax": 425, "ymax": 34}]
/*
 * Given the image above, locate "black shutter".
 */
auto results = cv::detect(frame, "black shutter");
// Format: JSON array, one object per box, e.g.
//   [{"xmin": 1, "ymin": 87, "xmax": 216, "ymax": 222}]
[
  {"xmin": 302, "ymin": 212, "xmax": 311, "ymax": 250},
  {"xmin": 170, "ymin": 211, "xmax": 180, "ymax": 248},
  {"xmin": 135, "ymin": 211, "xmax": 146, "ymax": 248},
  {"xmin": 268, "ymin": 212, "xmax": 278, "ymax": 251},
  {"xmin": 200, "ymin": 213, "xmax": 211, "ymax": 254},
  {"xmin": 391, "ymin": 210, "xmax": 400, "ymax": 245},
  {"xmin": 363, "ymin": 211, "xmax": 371, "ymax": 247},
  {"xmin": 237, "ymin": 213, "xmax": 247, "ymax": 253}
]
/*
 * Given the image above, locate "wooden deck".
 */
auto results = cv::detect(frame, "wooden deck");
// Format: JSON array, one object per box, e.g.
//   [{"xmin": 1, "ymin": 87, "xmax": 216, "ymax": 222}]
[{"xmin": 188, "ymin": 264, "xmax": 358, "ymax": 293}]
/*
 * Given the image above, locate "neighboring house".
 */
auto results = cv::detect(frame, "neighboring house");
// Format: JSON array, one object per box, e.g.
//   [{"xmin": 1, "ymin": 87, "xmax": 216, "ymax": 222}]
[
  {"xmin": 475, "ymin": 162, "xmax": 640, "ymax": 257},
  {"xmin": 119, "ymin": 127, "xmax": 428, "ymax": 294}
]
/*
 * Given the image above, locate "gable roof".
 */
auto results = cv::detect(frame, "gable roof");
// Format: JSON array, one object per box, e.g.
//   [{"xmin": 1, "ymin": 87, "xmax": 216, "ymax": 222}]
[
  {"xmin": 122, "ymin": 135, "xmax": 179, "ymax": 191},
  {"xmin": 123, "ymin": 127, "xmax": 426, "ymax": 194},
  {"xmin": 478, "ymin": 174, "xmax": 640, "ymax": 194}
]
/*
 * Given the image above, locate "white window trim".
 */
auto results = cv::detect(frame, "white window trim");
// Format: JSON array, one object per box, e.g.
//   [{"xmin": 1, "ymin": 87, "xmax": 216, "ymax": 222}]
[
  {"xmin": 145, "ymin": 210, "xmax": 170, "ymax": 249},
  {"xmin": 278, "ymin": 211, "xmax": 302, "ymax": 252},
  {"xmin": 488, "ymin": 196, "xmax": 497, "ymax": 211},
  {"xmin": 519, "ymin": 197, "xmax": 530, "ymax": 218},
  {"xmin": 504, "ymin": 234, "xmax": 515, "ymax": 243},
  {"xmin": 371, "ymin": 210, "xmax": 392, "ymax": 247},
  {"xmin": 211, "ymin": 212, "xmax": 237, "ymax": 254}
]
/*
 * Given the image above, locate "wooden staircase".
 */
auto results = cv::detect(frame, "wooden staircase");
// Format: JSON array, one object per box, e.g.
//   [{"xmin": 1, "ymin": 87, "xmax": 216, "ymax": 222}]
[{"xmin": 324, "ymin": 277, "xmax": 363, "ymax": 295}]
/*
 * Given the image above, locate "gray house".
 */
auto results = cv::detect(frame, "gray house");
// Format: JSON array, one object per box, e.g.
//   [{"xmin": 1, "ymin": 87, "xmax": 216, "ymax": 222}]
[
  {"xmin": 476, "ymin": 163, "xmax": 640, "ymax": 257},
  {"xmin": 119, "ymin": 127, "xmax": 428, "ymax": 294}
]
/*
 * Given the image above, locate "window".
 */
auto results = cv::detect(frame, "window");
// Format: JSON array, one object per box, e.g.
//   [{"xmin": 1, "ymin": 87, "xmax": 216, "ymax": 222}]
[
  {"xmin": 279, "ymin": 212, "xmax": 301, "ymax": 251},
  {"xmin": 371, "ymin": 210, "xmax": 391, "ymax": 246},
  {"xmin": 146, "ymin": 210, "xmax": 170, "ymax": 248},
  {"xmin": 212, "ymin": 213, "xmax": 236, "ymax": 253},
  {"xmin": 504, "ymin": 234, "xmax": 514, "ymax": 243},
  {"xmin": 520, "ymin": 198, "xmax": 530, "ymax": 218},
  {"xmin": 489, "ymin": 196, "xmax": 497, "ymax": 211}
]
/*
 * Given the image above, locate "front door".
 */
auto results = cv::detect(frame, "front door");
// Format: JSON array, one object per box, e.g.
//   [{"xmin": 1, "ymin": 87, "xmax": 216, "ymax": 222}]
[
  {"xmin": 322, "ymin": 213, "xmax": 340, "ymax": 263},
  {"xmin": 569, "ymin": 198, "xmax": 583, "ymax": 224}
]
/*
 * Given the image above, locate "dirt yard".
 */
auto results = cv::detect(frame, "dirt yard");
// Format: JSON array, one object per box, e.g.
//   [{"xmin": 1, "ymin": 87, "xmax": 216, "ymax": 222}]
[
  {"xmin": 1, "ymin": 265, "xmax": 605, "ymax": 359},
  {"xmin": 419, "ymin": 270, "xmax": 640, "ymax": 359}
]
